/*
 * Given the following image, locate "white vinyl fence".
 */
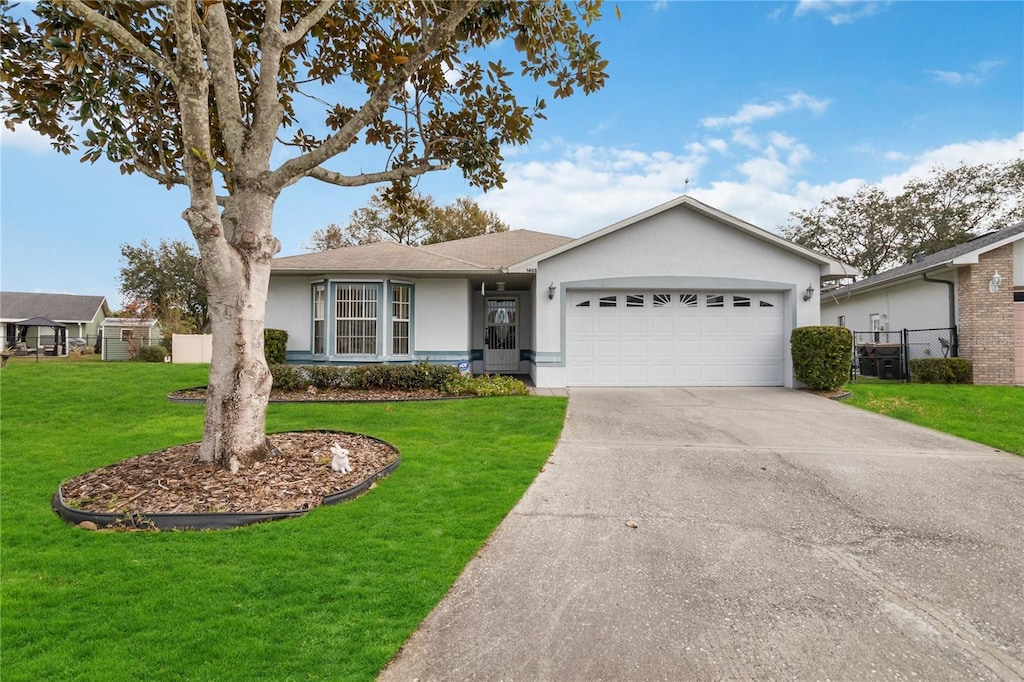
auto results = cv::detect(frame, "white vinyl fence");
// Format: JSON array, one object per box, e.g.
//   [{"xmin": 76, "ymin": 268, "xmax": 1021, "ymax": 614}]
[{"xmin": 172, "ymin": 334, "xmax": 213, "ymax": 363}]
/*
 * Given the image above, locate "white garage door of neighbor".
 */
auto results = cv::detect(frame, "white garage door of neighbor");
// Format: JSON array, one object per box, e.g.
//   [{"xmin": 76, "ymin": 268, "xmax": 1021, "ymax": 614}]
[{"xmin": 566, "ymin": 290, "xmax": 786, "ymax": 386}]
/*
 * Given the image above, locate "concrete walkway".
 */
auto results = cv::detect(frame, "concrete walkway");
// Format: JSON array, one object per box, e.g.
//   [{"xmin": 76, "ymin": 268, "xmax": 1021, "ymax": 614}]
[{"xmin": 380, "ymin": 388, "xmax": 1024, "ymax": 681}]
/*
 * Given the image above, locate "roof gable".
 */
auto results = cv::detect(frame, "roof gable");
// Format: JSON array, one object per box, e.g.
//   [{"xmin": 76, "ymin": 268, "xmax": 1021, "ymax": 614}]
[
  {"xmin": 0, "ymin": 292, "xmax": 109, "ymax": 323},
  {"xmin": 508, "ymin": 195, "xmax": 856, "ymax": 277}
]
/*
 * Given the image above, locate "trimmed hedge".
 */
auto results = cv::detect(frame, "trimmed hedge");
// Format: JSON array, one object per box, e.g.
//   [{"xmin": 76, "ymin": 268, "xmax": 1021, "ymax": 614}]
[
  {"xmin": 268, "ymin": 362, "xmax": 530, "ymax": 396},
  {"xmin": 791, "ymin": 326, "xmax": 852, "ymax": 391},
  {"xmin": 909, "ymin": 358, "xmax": 970, "ymax": 384},
  {"xmin": 264, "ymin": 329, "xmax": 288, "ymax": 365},
  {"xmin": 270, "ymin": 362, "xmax": 460, "ymax": 392}
]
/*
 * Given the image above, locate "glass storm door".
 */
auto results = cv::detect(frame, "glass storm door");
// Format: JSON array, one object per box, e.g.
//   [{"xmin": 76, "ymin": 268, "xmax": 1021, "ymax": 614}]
[{"xmin": 484, "ymin": 297, "xmax": 519, "ymax": 372}]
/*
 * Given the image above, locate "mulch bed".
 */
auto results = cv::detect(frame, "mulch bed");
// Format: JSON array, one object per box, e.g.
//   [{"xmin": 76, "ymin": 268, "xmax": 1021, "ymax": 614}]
[{"xmin": 59, "ymin": 431, "xmax": 398, "ymax": 517}]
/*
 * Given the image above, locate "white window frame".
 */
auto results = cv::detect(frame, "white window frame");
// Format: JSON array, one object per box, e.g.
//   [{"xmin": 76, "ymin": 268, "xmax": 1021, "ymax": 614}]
[
  {"xmin": 312, "ymin": 283, "xmax": 326, "ymax": 355},
  {"xmin": 335, "ymin": 283, "xmax": 379, "ymax": 355},
  {"xmin": 391, "ymin": 283, "xmax": 411, "ymax": 356}
]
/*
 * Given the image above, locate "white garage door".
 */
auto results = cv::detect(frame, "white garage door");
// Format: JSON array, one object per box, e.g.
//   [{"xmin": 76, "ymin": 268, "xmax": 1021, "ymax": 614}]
[{"xmin": 566, "ymin": 290, "xmax": 786, "ymax": 386}]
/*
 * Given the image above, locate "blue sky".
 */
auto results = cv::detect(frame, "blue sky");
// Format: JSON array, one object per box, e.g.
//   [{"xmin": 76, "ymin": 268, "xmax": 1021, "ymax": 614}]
[{"xmin": 2, "ymin": 0, "xmax": 1022, "ymax": 306}]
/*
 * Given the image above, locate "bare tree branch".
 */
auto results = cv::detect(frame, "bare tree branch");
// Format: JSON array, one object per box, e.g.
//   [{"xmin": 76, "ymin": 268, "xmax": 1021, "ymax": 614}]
[{"xmin": 301, "ymin": 161, "xmax": 451, "ymax": 188}]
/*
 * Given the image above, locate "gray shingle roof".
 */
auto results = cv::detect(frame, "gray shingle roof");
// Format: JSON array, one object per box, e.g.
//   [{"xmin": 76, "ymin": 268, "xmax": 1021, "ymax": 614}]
[
  {"xmin": 0, "ymin": 292, "xmax": 109, "ymax": 322},
  {"xmin": 830, "ymin": 221, "xmax": 1024, "ymax": 295},
  {"xmin": 272, "ymin": 230, "xmax": 573, "ymax": 273}
]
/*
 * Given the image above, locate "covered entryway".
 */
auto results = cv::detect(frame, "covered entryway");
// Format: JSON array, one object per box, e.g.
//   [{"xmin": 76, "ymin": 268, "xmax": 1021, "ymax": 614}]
[
  {"xmin": 484, "ymin": 297, "xmax": 519, "ymax": 372},
  {"xmin": 565, "ymin": 290, "xmax": 786, "ymax": 386}
]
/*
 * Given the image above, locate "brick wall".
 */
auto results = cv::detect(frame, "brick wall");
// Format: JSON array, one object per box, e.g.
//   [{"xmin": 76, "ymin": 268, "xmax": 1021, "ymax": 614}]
[{"xmin": 957, "ymin": 244, "xmax": 1016, "ymax": 384}]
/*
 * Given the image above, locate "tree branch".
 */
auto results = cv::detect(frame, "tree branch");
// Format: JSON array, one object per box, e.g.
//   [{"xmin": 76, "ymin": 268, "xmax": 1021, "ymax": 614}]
[
  {"xmin": 203, "ymin": 3, "xmax": 247, "ymax": 164},
  {"xmin": 248, "ymin": 0, "xmax": 287, "ymax": 167},
  {"xmin": 57, "ymin": 0, "xmax": 180, "ymax": 91},
  {"xmin": 290, "ymin": 161, "xmax": 451, "ymax": 189},
  {"xmin": 268, "ymin": 1, "xmax": 481, "ymax": 190},
  {"xmin": 281, "ymin": 0, "xmax": 339, "ymax": 47}
]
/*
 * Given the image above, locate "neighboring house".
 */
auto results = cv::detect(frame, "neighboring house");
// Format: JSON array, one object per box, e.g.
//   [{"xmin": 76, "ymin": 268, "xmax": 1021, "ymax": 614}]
[
  {"xmin": 822, "ymin": 221, "xmax": 1024, "ymax": 385},
  {"xmin": 268, "ymin": 196, "xmax": 852, "ymax": 388},
  {"xmin": 100, "ymin": 318, "xmax": 164, "ymax": 361},
  {"xmin": 0, "ymin": 292, "xmax": 111, "ymax": 352}
]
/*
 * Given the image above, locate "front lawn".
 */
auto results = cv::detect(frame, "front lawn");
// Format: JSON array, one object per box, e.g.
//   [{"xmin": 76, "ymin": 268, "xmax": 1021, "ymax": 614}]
[
  {"xmin": 0, "ymin": 362, "xmax": 567, "ymax": 681},
  {"xmin": 844, "ymin": 382, "xmax": 1024, "ymax": 455}
]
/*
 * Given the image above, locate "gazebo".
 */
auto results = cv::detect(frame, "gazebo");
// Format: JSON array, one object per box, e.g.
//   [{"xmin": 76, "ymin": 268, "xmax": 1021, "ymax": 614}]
[{"xmin": 13, "ymin": 317, "xmax": 68, "ymax": 356}]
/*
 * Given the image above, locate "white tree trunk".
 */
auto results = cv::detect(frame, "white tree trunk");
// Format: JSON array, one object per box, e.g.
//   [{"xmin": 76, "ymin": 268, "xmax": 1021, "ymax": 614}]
[{"xmin": 193, "ymin": 190, "xmax": 280, "ymax": 469}]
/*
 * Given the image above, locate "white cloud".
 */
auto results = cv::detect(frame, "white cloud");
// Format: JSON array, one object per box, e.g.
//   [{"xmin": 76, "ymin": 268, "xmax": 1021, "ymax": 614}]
[
  {"xmin": 875, "ymin": 133, "xmax": 1024, "ymax": 193},
  {"xmin": 794, "ymin": 1, "xmax": 887, "ymax": 26},
  {"xmin": 701, "ymin": 92, "xmax": 830, "ymax": 129},
  {"xmin": 472, "ymin": 133, "xmax": 1023, "ymax": 239},
  {"xmin": 0, "ymin": 121, "xmax": 56, "ymax": 153},
  {"xmin": 731, "ymin": 127, "xmax": 761, "ymax": 149},
  {"xmin": 705, "ymin": 138, "xmax": 729, "ymax": 153},
  {"xmin": 927, "ymin": 59, "xmax": 1005, "ymax": 86},
  {"xmin": 475, "ymin": 144, "xmax": 707, "ymax": 236}
]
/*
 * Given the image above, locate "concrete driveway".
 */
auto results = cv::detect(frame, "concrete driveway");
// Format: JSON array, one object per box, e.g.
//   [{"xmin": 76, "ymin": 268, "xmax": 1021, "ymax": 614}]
[{"xmin": 380, "ymin": 388, "xmax": 1024, "ymax": 681}]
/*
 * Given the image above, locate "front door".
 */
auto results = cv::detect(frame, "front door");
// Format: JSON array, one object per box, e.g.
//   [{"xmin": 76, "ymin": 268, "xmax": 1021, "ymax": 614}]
[{"xmin": 484, "ymin": 297, "xmax": 519, "ymax": 372}]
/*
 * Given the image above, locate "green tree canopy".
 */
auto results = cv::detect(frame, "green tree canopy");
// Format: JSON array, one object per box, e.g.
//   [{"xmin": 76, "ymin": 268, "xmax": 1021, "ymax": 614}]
[
  {"xmin": 0, "ymin": 0, "xmax": 608, "ymax": 467},
  {"xmin": 783, "ymin": 160, "xmax": 1024, "ymax": 276},
  {"xmin": 307, "ymin": 190, "xmax": 509, "ymax": 250},
  {"xmin": 119, "ymin": 238, "xmax": 209, "ymax": 333}
]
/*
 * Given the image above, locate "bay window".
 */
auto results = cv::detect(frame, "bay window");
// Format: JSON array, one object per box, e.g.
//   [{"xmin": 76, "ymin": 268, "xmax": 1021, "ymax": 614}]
[
  {"xmin": 336, "ymin": 284, "xmax": 378, "ymax": 355},
  {"xmin": 392, "ymin": 284, "xmax": 411, "ymax": 355}
]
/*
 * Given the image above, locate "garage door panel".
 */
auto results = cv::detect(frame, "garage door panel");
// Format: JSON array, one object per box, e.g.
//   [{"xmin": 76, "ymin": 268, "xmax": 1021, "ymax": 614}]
[
  {"xmin": 566, "ymin": 289, "xmax": 786, "ymax": 387},
  {"xmin": 650, "ymin": 316, "xmax": 675, "ymax": 334},
  {"xmin": 649, "ymin": 339, "xmax": 675, "ymax": 359},
  {"xmin": 596, "ymin": 317, "xmax": 621, "ymax": 334},
  {"xmin": 622, "ymin": 317, "xmax": 647, "ymax": 335},
  {"xmin": 622, "ymin": 339, "xmax": 648, "ymax": 359},
  {"xmin": 701, "ymin": 316, "xmax": 730, "ymax": 333}
]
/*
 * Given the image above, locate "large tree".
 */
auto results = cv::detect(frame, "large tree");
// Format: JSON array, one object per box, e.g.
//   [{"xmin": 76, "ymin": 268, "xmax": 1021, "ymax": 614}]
[
  {"xmin": 783, "ymin": 160, "xmax": 1024, "ymax": 276},
  {"xmin": 2, "ymin": 0, "xmax": 608, "ymax": 470},
  {"xmin": 307, "ymin": 190, "xmax": 508, "ymax": 250},
  {"xmin": 119, "ymin": 238, "xmax": 209, "ymax": 332}
]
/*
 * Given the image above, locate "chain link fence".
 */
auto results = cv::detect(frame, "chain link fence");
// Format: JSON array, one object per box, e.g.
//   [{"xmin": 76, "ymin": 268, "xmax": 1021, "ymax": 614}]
[{"xmin": 852, "ymin": 327, "xmax": 958, "ymax": 381}]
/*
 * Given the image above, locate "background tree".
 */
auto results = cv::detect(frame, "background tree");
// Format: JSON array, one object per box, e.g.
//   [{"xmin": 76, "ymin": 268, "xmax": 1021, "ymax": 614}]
[
  {"xmin": 422, "ymin": 195, "xmax": 509, "ymax": 244},
  {"xmin": 307, "ymin": 190, "xmax": 509, "ymax": 250},
  {"xmin": 119, "ymin": 238, "xmax": 209, "ymax": 333},
  {"xmin": 783, "ymin": 160, "xmax": 1024, "ymax": 276},
  {"xmin": 2, "ymin": 0, "xmax": 608, "ymax": 470}
]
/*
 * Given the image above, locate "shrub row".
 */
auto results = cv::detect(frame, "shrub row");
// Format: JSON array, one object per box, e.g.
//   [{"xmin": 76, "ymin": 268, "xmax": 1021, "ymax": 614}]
[
  {"xmin": 909, "ymin": 358, "xmax": 970, "ymax": 384},
  {"xmin": 269, "ymin": 362, "xmax": 530, "ymax": 396},
  {"xmin": 791, "ymin": 326, "xmax": 852, "ymax": 391},
  {"xmin": 270, "ymin": 362, "xmax": 459, "ymax": 392}
]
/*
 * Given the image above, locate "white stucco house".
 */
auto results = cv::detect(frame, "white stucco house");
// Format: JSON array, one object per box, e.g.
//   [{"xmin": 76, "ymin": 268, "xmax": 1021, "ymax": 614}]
[
  {"xmin": 267, "ymin": 196, "xmax": 854, "ymax": 388},
  {"xmin": 822, "ymin": 221, "xmax": 1024, "ymax": 385}
]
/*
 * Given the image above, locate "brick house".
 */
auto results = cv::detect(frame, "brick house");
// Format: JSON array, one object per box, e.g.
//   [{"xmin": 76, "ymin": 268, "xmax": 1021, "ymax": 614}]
[{"xmin": 822, "ymin": 222, "xmax": 1024, "ymax": 385}]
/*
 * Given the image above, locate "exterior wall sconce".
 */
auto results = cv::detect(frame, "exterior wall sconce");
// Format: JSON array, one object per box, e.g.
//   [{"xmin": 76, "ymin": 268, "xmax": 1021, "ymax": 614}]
[
  {"xmin": 548, "ymin": 282, "xmax": 557, "ymax": 300},
  {"xmin": 989, "ymin": 271, "xmax": 1002, "ymax": 293},
  {"xmin": 803, "ymin": 284, "xmax": 815, "ymax": 301}
]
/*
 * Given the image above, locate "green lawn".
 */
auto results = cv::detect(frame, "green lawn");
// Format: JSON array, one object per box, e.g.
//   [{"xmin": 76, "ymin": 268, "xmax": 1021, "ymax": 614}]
[
  {"xmin": 0, "ymin": 362, "xmax": 567, "ymax": 681},
  {"xmin": 844, "ymin": 382, "xmax": 1024, "ymax": 455}
]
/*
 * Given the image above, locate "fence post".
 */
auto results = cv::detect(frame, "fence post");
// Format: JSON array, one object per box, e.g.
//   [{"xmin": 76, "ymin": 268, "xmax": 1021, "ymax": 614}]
[{"xmin": 905, "ymin": 327, "xmax": 913, "ymax": 378}]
